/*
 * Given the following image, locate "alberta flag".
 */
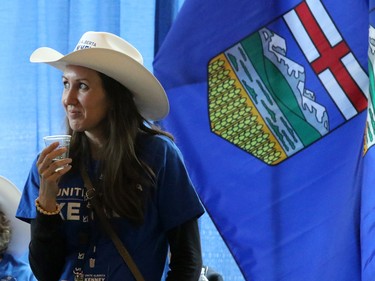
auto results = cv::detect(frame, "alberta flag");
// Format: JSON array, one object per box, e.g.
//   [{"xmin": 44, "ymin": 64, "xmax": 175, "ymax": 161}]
[{"xmin": 154, "ymin": 0, "xmax": 369, "ymax": 280}]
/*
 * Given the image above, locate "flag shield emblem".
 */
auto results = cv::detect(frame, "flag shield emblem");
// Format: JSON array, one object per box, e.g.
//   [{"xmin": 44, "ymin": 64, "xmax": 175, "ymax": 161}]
[{"xmin": 208, "ymin": 0, "xmax": 367, "ymax": 165}]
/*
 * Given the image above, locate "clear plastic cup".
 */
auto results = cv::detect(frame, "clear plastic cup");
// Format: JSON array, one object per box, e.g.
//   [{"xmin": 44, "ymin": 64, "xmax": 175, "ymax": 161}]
[{"xmin": 43, "ymin": 135, "xmax": 71, "ymax": 161}]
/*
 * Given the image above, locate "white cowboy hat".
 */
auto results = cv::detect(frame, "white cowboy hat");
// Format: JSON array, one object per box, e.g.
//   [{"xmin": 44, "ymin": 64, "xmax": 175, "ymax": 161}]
[
  {"xmin": 30, "ymin": 31, "xmax": 169, "ymax": 121},
  {"xmin": 0, "ymin": 176, "xmax": 30, "ymax": 257}
]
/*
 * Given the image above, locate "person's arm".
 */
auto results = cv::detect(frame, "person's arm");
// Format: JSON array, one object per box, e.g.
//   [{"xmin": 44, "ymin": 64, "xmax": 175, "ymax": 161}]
[
  {"xmin": 166, "ymin": 218, "xmax": 203, "ymax": 281},
  {"xmin": 28, "ymin": 140, "xmax": 72, "ymax": 281},
  {"xmin": 29, "ymin": 212, "xmax": 66, "ymax": 281}
]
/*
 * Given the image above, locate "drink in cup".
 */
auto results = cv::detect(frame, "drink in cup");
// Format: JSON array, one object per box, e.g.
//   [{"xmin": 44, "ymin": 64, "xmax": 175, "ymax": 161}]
[{"xmin": 43, "ymin": 135, "xmax": 71, "ymax": 161}]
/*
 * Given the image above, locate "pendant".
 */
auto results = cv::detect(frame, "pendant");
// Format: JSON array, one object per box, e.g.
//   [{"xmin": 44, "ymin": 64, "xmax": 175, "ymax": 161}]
[{"xmin": 90, "ymin": 258, "xmax": 96, "ymax": 268}]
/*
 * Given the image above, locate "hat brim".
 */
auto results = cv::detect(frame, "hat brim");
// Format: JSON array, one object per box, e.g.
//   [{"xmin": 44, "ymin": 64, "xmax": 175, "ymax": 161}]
[
  {"xmin": 0, "ymin": 176, "xmax": 30, "ymax": 257},
  {"xmin": 30, "ymin": 47, "xmax": 169, "ymax": 121}
]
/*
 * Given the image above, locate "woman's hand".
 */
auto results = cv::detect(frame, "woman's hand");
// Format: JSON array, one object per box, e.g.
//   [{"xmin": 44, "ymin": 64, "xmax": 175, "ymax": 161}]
[{"xmin": 36, "ymin": 142, "xmax": 72, "ymax": 211}]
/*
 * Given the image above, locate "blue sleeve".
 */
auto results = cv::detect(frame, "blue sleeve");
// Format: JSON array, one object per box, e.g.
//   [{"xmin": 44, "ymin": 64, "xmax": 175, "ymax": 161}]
[
  {"xmin": 155, "ymin": 136, "xmax": 205, "ymax": 231},
  {"xmin": 1, "ymin": 253, "xmax": 37, "ymax": 281},
  {"xmin": 16, "ymin": 157, "xmax": 40, "ymax": 223}
]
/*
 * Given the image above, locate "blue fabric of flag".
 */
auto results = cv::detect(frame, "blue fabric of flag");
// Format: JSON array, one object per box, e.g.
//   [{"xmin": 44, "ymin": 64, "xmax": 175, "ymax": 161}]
[
  {"xmin": 154, "ymin": 0, "xmax": 369, "ymax": 280},
  {"xmin": 362, "ymin": 2, "xmax": 375, "ymax": 280}
]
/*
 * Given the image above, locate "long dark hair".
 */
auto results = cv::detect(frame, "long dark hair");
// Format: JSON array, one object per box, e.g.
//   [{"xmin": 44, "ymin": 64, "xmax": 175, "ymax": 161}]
[{"xmin": 67, "ymin": 71, "xmax": 173, "ymax": 224}]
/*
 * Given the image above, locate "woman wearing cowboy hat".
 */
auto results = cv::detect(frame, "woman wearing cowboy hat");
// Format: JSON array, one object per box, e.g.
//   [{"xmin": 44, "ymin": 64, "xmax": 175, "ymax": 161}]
[{"xmin": 16, "ymin": 32, "xmax": 204, "ymax": 281}]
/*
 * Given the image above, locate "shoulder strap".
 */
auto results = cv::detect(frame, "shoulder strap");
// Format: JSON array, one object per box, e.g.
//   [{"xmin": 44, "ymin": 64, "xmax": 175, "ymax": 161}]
[{"xmin": 80, "ymin": 166, "xmax": 145, "ymax": 281}]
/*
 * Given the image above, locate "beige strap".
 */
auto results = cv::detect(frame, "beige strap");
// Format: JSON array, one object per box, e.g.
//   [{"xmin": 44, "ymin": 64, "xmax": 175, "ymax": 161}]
[{"xmin": 81, "ymin": 166, "xmax": 145, "ymax": 281}]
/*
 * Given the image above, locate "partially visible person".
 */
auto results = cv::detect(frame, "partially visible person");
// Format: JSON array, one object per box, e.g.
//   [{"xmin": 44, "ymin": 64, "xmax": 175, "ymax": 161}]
[{"xmin": 0, "ymin": 176, "xmax": 36, "ymax": 281}]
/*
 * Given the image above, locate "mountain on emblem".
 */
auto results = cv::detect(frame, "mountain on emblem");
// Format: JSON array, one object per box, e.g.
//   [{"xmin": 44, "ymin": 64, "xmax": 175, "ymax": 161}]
[{"xmin": 208, "ymin": 27, "xmax": 328, "ymax": 165}]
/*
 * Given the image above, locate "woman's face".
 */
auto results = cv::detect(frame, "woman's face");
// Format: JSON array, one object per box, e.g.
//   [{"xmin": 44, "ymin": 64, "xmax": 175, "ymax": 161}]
[{"xmin": 62, "ymin": 65, "xmax": 110, "ymax": 136}]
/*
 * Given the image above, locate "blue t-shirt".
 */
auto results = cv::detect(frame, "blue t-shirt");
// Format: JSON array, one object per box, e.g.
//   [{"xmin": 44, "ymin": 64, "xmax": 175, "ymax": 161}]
[
  {"xmin": 0, "ymin": 253, "xmax": 36, "ymax": 281},
  {"xmin": 16, "ymin": 135, "xmax": 204, "ymax": 280}
]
